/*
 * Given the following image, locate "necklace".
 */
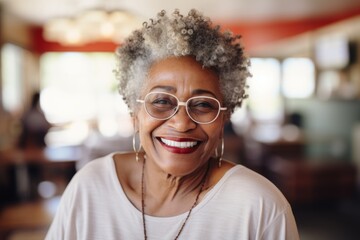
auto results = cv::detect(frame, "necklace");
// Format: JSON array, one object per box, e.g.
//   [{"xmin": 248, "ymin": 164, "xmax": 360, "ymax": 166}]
[{"xmin": 141, "ymin": 158, "xmax": 209, "ymax": 240}]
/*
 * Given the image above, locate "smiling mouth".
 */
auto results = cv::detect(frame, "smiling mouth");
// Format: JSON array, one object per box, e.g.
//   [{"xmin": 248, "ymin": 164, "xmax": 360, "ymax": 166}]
[
  {"xmin": 158, "ymin": 137, "xmax": 200, "ymax": 154},
  {"xmin": 159, "ymin": 138, "xmax": 199, "ymax": 148}
]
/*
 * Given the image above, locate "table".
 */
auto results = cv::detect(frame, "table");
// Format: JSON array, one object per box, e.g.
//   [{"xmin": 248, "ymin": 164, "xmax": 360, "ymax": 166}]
[
  {"xmin": 267, "ymin": 157, "xmax": 357, "ymax": 205},
  {"xmin": 0, "ymin": 146, "xmax": 82, "ymax": 204}
]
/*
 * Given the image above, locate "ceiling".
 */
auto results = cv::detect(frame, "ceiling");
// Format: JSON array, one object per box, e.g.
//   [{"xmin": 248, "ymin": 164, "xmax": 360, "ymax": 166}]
[{"xmin": 2, "ymin": 0, "xmax": 360, "ymax": 26}]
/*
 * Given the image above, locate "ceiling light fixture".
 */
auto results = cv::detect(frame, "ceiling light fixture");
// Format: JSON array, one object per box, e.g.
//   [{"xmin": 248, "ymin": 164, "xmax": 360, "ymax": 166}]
[{"xmin": 43, "ymin": 9, "xmax": 142, "ymax": 46}]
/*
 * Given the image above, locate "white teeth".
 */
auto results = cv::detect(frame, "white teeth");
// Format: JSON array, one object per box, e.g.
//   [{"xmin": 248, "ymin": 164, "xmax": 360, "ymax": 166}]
[{"xmin": 161, "ymin": 138, "xmax": 198, "ymax": 148}]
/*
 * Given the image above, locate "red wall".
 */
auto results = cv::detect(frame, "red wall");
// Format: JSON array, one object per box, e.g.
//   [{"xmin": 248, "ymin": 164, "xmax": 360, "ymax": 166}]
[
  {"xmin": 222, "ymin": 8, "xmax": 360, "ymax": 51},
  {"xmin": 31, "ymin": 9, "xmax": 360, "ymax": 54},
  {"xmin": 31, "ymin": 27, "xmax": 118, "ymax": 53}
]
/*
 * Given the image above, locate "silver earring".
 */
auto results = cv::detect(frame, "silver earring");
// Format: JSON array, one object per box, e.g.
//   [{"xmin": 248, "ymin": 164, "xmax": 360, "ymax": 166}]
[
  {"xmin": 133, "ymin": 131, "xmax": 142, "ymax": 162},
  {"xmin": 218, "ymin": 137, "xmax": 224, "ymax": 168}
]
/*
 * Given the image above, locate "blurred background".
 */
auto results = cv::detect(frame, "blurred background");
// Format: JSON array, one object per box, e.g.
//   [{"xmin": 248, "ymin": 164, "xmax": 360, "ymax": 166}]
[{"xmin": 0, "ymin": 0, "xmax": 360, "ymax": 239}]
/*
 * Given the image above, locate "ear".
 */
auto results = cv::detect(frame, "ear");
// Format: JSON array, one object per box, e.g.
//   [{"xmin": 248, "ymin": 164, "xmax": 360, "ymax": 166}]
[
  {"xmin": 132, "ymin": 115, "xmax": 139, "ymax": 132},
  {"xmin": 222, "ymin": 111, "xmax": 231, "ymax": 124},
  {"xmin": 219, "ymin": 130, "xmax": 224, "ymax": 140},
  {"xmin": 219, "ymin": 118, "xmax": 227, "ymax": 140}
]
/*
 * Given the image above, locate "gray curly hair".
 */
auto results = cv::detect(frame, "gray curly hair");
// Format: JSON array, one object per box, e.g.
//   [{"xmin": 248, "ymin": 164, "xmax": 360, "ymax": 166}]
[{"xmin": 114, "ymin": 9, "xmax": 251, "ymax": 115}]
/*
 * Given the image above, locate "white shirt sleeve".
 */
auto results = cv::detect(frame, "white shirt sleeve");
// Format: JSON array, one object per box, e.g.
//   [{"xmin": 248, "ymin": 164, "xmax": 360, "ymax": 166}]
[{"xmin": 259, "ymin": 205, "xmax": 299, "ymax": 240}]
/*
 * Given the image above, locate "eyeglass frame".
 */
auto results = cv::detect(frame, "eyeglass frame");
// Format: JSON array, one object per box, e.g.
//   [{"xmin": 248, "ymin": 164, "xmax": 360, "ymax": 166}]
[{"xmin": 136, "ymin": 91, "xmax": 227, "ymax": 124}]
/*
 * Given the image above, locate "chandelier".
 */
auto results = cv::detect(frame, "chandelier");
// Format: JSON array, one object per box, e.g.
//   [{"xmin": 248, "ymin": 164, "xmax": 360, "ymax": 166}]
[{"xmin": 43, "ymin": 9, "xmax": 142, "ymax": 46}]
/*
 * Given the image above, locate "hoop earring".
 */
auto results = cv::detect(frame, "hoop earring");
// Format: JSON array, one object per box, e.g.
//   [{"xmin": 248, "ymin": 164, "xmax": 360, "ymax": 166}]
[
  {"xmin": 217, "ymin": 137, "xmax": 224, "ymax": 168},
  {"xmin": 133, "ymin": 131, "xmax": 142, "ymax": 162}
]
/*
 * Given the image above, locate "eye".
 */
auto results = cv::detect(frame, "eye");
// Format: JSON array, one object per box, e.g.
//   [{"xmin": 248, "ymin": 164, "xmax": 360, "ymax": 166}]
[
  {"xmin": 189, "ymin": 99, "xmax": 218, "ymax": 113},
  {"xmin": 151, "ymin": 96, "xmax": 176, "ymax": 109},
  {"xmin": 153, "ymin": 98, "xmax": 170, "ymax": 105}
]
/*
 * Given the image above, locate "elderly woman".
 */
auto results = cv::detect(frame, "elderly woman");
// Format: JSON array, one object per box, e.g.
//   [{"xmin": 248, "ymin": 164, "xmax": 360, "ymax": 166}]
[{"xmin": 46, "ymin": 9, "xmax": 299, "ymax": 240}]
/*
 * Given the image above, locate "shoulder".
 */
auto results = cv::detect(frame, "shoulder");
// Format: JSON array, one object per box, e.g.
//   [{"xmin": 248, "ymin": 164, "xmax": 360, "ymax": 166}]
[
  {"xmin": 74, "ymin": 151, "xmax": 139, "ymax": 186},
  {"xmin": 59, "ymin": 152, "xmax": 126, "ymax": 206},
  {"xmin": 76, "ymin": 153, "xmax": 115, "ymax": 176},
  {"xmin": 77, "ymin": 151, "xmax": 135, "ymax": 173},
  {"xmin": 208, "ymin": 165, "xmax": 298, "ymax": 238},
  {"xmin": 196, "ymin": 165, "xmax": 299, "ymax": 239},
  {"xmin": 217, "ymin": 165, "xmax": 290, "ymax": 209},
  {"xmin": 67, "ymin": 153, "xmax": 120, "ymax": 193}
]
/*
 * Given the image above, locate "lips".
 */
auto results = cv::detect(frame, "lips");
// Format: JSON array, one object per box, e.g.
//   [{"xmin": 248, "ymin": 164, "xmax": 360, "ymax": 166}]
[{"xmin": 158, "ymin": 137, "xmax": 200, "ymax": 154}]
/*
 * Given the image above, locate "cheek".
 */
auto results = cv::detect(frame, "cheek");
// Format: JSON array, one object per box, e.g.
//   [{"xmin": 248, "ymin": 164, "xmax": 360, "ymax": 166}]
[
  {"xmin": 206, "ymin": 130, "xmax": 222, "ymax": 148},
  {"xmin": 203, "ymin": 122, "xmax": 225, "ymax": 150},
  {"xmin": 137, "ymin": 110, "xmax": 162, "ymax": 145}
]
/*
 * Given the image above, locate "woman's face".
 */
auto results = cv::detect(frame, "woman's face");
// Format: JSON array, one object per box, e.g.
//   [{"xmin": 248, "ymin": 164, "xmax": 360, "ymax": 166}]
[{"xmin": 136, "ymin": 56, "xmax": 227, "ymax": 176}]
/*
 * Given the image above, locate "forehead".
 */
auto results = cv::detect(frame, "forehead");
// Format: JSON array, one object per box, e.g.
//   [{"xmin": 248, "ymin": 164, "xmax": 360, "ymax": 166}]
[{"xmin": 143, "ymin": 56, "xmax": 221, "ymax": 97}]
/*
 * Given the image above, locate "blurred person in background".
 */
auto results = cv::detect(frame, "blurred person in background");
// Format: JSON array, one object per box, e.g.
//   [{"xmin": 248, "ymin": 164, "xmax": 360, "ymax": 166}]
[
  {"xmin": 46, "ymin": 9, "xmax": 299, "ymax": 239},
  {"xmin": 17, "ymin": 91, "xmax": 51, "ymax": 149}
]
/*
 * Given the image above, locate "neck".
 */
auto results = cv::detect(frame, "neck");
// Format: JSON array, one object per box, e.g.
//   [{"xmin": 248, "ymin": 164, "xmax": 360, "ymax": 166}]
[
  {"xmin": 143, "ymin": 157, "xmax": 212, "ymax": 200},
  {"xmin": 141, "ymin": 156, "xmax": 210, "ymax": 240}
]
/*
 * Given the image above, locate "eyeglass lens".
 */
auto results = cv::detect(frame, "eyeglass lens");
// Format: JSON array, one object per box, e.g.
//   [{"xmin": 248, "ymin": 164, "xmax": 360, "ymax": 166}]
[{"xmin": 144, "ymin": 92, "xmax": 221, "ymax": 123}]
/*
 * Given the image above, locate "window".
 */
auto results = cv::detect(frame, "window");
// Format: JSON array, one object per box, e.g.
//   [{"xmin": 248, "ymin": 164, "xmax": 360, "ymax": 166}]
[
  {"xmin": 247, "ymin": 58, "xmax": 283, "ymax": 122},
  {"xmin": 40, "ymin": 52, "xmax": 133, "ymax": 144},
  {"xmin": 1, "ymin": 43, "xmax": 25, "ymax": 113},
  {"xmin": 282, "ymin": 58, "xmax": 315, "ymax": 98},
  {"xmin": 231, "ymin": 58, "xmax": 283, "ymax": 136}
]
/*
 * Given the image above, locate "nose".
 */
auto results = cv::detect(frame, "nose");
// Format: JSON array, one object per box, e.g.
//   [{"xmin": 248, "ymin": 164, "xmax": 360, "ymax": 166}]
[{"xmin": 167, "ymin": 104, "xmax": 197, "ymax": 131}]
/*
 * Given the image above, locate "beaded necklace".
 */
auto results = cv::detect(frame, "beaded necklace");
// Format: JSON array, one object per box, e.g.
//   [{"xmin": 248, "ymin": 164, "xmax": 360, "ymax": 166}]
[{"xmin": 141, "ymin": 158, "xmax": 209, "ymax": 240}]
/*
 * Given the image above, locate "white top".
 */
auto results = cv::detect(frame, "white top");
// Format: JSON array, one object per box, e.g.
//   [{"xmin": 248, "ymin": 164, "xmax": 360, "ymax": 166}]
[{"xmin": 46, "ymin": 153, "xmax": 299, "ymax": 240}]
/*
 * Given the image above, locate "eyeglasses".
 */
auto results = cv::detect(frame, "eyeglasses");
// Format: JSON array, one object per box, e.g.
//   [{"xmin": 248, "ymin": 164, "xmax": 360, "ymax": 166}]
[{"xmin": 137, "ymin": 92, "xmax": 227, "ymax": 124}]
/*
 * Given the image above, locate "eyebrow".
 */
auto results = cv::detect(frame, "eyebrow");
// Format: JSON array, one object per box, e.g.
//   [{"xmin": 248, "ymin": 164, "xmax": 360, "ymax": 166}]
[
  {"xmin": 192, "ymin": 89, "xmax": 217, "ymax": 97},
  {"xmin": 150, "ymin": 86, "xmax": 175, "ymax": 92},
  {"xmin": 149, "ymin": 86, "xmax": 217, "ymax": 98}
]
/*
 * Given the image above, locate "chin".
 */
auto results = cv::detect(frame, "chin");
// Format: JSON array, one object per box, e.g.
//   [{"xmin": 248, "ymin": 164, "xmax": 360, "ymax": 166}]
[{"xmin": 156, "ymin": 154, "xmax": 208, "ymax": 177}]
